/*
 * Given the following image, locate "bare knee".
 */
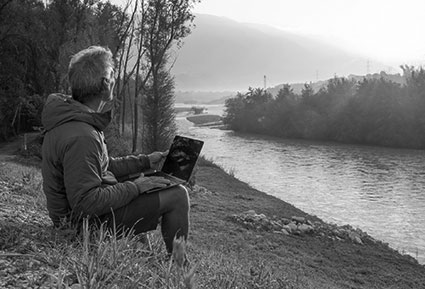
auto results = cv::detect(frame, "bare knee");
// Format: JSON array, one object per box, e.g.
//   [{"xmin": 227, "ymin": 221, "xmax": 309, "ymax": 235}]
[
  {"xmin": 173, "ymin": 185, "xmax": 189, "ymax": 210},
  {"xmin": 159, "ymin": 185, "xmax": 189, "ymax": 214}
]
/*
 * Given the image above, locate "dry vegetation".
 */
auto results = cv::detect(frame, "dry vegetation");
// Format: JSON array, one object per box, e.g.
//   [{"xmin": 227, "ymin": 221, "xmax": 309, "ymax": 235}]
[{"xmin": 0, "ymin": 157, "xmax": 197, "ymax": 289}]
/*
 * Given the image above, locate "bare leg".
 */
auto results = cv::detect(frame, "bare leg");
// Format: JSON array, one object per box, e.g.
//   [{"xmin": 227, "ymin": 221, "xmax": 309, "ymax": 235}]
[{"xmin": 158, "ymin": 185, "xmax": 190, "ymax": 253}]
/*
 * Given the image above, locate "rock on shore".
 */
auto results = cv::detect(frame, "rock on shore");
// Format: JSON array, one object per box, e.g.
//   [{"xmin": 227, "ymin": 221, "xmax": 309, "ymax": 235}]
[{"xmin": 230, "ymin": 209, "xmax": 372, "ymax": 245}]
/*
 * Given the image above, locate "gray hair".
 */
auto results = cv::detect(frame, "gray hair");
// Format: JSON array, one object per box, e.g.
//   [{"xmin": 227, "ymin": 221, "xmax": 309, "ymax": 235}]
[{"xmin": 68, "ymin": 46, "xmax": 114, "ymax": 103}]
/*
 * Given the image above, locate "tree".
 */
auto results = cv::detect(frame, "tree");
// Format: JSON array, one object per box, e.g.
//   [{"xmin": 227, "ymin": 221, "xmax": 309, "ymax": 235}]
[
  {"xmin": 142, "ymin": 65, "xmax": 176, "ymax": 152},
  {"xmin": 113, "ymin": 0, "xmax": 139, "ymax": 134},
  {"xmin": 0, "ymin": 0, "xmax": 133, "ymax": 140},
  {"xmin": 276, "ymin": 84, "xmax": 295, "ymax": 101},
  {"xmin": 301, "ymin": 83, "xmax": 314, "ymax": 99},
  {"xmin": 223, "ymin": 88, "xmax": 272, "ymax": 133},
  {"xmin": 130, "ymin": 0, "xmax": 198, "ymax": 152},
  {"xmin": 223, "ymin": 71, "xmax": 425, "ymax": 149},
  {"xmin": 223, "ymin": 92, "xmax": 247, "ymax": 131},
  {"xmin": 0, "ymin": 0, "xmax": 46, "ymax": 138}
]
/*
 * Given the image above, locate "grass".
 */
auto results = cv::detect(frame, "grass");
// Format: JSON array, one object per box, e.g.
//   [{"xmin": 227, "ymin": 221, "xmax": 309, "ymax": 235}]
[
  {"xmin": 0, "ymin": 156, "xmax": 313, "ymax": 289},
  {"xmin": 0, "ymin": 156, "xmax": 295, "ymax": 289},
  {"xmin": 197, "ymin": 156, "xmax": 235, "ymax": 177},
  {"xmin": 1, "ymin": 154, "xmax": 425, "ymax": 288},
  {"xmin": 0, "ymin": 158, "xmax": 196, "ymax": 289}
]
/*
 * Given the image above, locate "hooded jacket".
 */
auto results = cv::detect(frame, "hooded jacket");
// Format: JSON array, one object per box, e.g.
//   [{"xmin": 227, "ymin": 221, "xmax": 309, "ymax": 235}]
[{"xmin": 41, "ymin": 94, "xmax": 150, "ymax": 226}]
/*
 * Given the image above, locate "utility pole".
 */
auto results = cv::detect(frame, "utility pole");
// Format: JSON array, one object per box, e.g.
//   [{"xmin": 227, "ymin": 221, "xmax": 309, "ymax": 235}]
[{"xmin": 264, "ymin": 75, "xmax": 267, "ymax": 90}]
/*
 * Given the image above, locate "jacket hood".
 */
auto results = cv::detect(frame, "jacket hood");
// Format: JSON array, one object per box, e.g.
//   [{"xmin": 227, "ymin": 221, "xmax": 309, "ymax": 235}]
[{"xmin": 41, "ymin": 93, "xmax": 111, "ymax": 132}]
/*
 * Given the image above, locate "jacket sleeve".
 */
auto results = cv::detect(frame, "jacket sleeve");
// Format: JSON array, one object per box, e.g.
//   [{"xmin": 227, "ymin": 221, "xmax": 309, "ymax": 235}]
[
  {"xmin": 108, "ymin": 154, "xmax": 151, "ymax": 178},
  {"xmin": 63, "ymin": 135, "xmax": 139, "ymax": 217}
]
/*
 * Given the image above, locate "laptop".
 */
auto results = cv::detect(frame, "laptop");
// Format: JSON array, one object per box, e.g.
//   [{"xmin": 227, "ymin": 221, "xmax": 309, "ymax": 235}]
[{"xmin": 130, "ymin": 135, "xmax": 204, "ymax": 192}]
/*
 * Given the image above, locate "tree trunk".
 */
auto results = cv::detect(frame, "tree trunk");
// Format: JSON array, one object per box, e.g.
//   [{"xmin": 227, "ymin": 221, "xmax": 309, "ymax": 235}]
[
  {"xmin": 121, "ymin": 86, "xmax": 126, "ymax": 134},
  {"xmin": 132, "ymin": 93, "xmax": 138, "ymax": 152}
]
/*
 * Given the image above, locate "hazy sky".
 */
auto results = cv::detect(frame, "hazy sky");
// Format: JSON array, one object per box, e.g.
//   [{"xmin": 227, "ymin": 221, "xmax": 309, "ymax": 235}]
[
  {"xmin": 192, "ymin": 0, "xmax": 425, "ymax": 66},
  {"xmin": 110, "ymin": 0, "xmax": 425, "ymax": 67}
]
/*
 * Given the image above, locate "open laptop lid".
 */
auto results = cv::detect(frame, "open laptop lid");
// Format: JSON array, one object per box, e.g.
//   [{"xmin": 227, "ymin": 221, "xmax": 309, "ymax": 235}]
[{"xmin": 161, "ymin": 135, "xmax": 204, "ymax": 182}]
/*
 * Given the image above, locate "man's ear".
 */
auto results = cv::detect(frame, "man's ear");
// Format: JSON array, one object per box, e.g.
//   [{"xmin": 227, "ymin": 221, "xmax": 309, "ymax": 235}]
[
  {"xmin": 101, "ymin": 77, "xmax": 110, "ymax": 92},
  {"xmin": 100, "ymin": 77, "xmax": 112, "ymax": 101},
  {"xmin": 100, "ymin": 77, "xmax": 114, "ymax": 104}
]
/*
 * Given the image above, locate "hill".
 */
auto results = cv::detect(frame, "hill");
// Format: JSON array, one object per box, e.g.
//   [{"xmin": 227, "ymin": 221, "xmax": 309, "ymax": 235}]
[
  {"xmin": 171, "ymin": 14, "xmax": 392, "ymax": 92},
  {"xmin": 267, "ymin": 70, "xmax": 405, "ymax": 96},
  {"xmin": 175, "ymin": 71, "xmax": 405, "ymax": 105}
]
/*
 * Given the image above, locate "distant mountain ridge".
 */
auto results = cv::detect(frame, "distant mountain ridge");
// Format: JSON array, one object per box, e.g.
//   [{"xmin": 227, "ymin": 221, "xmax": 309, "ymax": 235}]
[
  {"xmin": 175, "ymin": 71, "xmax": 405, "ymax": 105},
  {"xmin": 171, "ymin": 14, "xmax": 391, "ymax": 92},
  {"xmin": 267, "ymin": 71, "xmax": 405, "ymax": 96}
]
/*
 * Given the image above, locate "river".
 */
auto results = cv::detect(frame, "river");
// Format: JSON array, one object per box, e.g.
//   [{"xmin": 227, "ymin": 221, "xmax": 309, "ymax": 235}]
[{"xmin": 176, "ymin": 104, "xmax": 425, "ymax": 264}]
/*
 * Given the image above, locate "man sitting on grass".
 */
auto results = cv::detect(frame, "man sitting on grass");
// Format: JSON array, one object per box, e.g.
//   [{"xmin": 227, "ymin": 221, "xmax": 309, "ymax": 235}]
[{"xmin": 41, "ymin": 46, "xmax": 189, "ymax": 254}]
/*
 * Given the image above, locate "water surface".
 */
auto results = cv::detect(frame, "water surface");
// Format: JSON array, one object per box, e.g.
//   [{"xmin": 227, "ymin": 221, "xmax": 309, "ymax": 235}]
[{"xmin": 177, "ymin": 108, "xmax": 425, "ymax": 263}]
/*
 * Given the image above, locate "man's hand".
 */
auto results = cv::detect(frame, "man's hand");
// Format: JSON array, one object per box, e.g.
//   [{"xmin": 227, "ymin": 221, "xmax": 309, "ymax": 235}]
[
  {"xmin": 148, "ymin": 151, "xmax": 168, "ymax": 170},
  {"xmin": 133, "ymin": 175, "xmax": 171, "ymax": 194}
]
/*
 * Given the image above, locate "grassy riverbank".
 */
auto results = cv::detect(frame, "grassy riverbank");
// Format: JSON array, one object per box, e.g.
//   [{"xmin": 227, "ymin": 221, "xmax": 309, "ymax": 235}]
[{"xmin": 1, "ymin": 140, "xmax": 425, "ymax": 288}]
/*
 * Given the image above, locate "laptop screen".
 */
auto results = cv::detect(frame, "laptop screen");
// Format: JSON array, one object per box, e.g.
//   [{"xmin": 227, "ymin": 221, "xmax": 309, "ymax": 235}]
[{"xmin": 161, "ymin": 135, "xmax": 204, "ymax": 181}]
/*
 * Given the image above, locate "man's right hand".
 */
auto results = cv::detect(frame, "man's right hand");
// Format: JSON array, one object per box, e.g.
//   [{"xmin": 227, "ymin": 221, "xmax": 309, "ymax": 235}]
[
  {"xmin": 147, "ymin": 151, "xmax": 168, "ymax": 171},
  {"xmin": 133, "ymin": 175, "xmax": 171, "ymax": 194}
]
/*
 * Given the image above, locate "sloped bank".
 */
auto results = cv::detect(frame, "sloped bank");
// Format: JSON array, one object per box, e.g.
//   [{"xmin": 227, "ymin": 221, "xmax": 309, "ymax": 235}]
[
  {"xmin": 1, "ymin": 136, "xmax": 425, "ymax": 288},
  {"xmin": 189, "ymin": 157, "xmax": 425, "ymax": 288}
]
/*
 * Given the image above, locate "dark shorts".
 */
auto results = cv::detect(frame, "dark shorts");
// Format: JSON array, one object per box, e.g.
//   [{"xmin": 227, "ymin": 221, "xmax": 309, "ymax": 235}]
[{"xmin": 99, "ymin": 192, "xmax": 161, "ymax": 235}]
